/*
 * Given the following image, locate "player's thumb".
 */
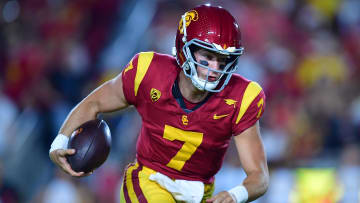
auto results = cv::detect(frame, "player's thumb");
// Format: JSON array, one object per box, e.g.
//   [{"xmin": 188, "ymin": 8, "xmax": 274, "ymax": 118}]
[
  {"xmin": 205, "ymin": 197, "xmax": 214, "ymax": 203},
  {"xmin": 66, "ymin": 149, "xmax": 76, "ymax": 155}
]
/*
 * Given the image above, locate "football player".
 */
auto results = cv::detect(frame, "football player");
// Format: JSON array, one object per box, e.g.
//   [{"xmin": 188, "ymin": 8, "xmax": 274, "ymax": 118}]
[{"xmin": 49, "ymin": 4, "xmax": 269, "ymax": 203}]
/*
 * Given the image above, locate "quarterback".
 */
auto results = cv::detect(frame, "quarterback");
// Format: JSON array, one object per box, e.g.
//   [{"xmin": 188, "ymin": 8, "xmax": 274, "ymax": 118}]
[{"xmin": 49, "ymin": 4, "xmax": 269, "ymax": 203}]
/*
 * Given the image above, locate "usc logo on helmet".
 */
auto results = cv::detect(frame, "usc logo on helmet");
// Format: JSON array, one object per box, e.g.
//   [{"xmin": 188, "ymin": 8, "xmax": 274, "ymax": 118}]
[{"xmin": 178, "ymin": 10, "xmax": 198, "ymax": 34}]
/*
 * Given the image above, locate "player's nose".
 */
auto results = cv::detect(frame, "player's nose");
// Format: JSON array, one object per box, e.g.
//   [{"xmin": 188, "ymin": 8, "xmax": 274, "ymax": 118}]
[{"xmin": 208, "ymin": 61, "xmax": 222, "ymax": 75}]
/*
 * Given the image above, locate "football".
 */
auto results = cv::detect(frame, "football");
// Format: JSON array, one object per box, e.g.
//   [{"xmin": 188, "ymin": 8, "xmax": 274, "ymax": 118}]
[{"xmin": 66, "ymin": 119, "xmax": 111, "ymax": 173}]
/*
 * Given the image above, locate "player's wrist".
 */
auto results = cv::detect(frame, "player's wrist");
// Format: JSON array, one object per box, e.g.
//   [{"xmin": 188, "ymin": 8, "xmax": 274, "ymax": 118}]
[
  {"xmin": 49, "ymin": 134, "xmax": 69, "ymax": 154},
  {"xmin": 228, "ymin": 185, "xmax": 248, "ymax": 203}
]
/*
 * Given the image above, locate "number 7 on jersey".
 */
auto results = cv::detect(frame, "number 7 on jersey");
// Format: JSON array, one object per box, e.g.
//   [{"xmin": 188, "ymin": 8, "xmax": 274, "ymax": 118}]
[{"xmin": 163, "ymin": 125, "xmax": 203, "ymax": 171}]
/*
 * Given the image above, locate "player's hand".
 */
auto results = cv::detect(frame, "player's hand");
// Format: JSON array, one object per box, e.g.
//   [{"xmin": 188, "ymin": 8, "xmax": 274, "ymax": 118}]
[
  {"xmin": 49, "ymin": 149, "xmax": 92, "ymax": 177},
  {"xmin": 206, "ymin": 191, "xmax": 235, "ymax": 203}
]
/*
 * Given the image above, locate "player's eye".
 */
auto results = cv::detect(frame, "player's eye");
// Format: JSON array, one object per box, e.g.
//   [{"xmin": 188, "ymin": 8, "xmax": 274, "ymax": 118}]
[
  {"xmin": 205, "ymin": 54, "xmax": 213, "ymax": 60},
  {"xmin": 199, "ymin": 60, "xmax": 209, "ymax": 66}
]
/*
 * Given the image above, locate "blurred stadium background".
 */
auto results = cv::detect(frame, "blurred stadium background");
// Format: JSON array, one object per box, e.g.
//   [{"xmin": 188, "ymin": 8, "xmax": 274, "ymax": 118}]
[{"xmin": 0, "ymin": 0, "xmax": 359, "ymax": 202}]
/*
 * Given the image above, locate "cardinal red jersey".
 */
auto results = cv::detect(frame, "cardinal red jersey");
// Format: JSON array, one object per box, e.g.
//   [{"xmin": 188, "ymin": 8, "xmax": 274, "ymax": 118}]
[{"xmin": 121, "ymin": 52, "xmax": 265, "ymax": 184}]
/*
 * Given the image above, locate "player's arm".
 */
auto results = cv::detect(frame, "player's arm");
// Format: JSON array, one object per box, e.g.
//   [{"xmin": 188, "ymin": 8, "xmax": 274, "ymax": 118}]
[
  {"xmin": 59, "ymin": 73, "xmax": 129, "ymax": 136},
  {"xmin": 49, "ymin": 73, "xmax": 129, "ymax": 177},
  {"xmin": 207, "ymin": 121, "xmax": 269, "ymax": 203},
  {"xmin": 233, "ymin": 121, "xmax": 269, "ymax": 201}
]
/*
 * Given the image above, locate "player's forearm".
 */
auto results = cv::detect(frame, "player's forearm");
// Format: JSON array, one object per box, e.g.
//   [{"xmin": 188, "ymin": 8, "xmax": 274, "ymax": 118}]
[
  {"xmin": 242, "ymin": 171, "xmax": 269, "ymax": 202},
  {"xmin": 59, "ymin": 99, "xmax": 99, "ymax": 136},
  {"xmin": 58, "ymin": 77, "xmax": 129, "ymax": 137}
]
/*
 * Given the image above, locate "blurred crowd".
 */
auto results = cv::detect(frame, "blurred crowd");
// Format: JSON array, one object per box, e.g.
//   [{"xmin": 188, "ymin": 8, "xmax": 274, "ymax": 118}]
[{"xmin": 0, "ymin": 0, "xmax": 359, "ymax": 202}]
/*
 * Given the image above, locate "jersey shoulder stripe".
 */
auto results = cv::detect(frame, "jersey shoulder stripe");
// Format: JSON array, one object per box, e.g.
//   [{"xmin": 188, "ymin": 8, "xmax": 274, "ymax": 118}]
[
  {"xmin": 236, "ymin": 81, "xmax": 262, "ymax": 124},
  {"xmin": 134, "ymin": 52, "xmax": 154, "ymax": 96}
]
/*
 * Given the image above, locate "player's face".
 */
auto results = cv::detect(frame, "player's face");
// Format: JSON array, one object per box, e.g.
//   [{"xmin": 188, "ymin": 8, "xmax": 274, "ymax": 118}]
[{"xmin": 193, "ymin": 49, "xmax": 228, "ymax": 82}]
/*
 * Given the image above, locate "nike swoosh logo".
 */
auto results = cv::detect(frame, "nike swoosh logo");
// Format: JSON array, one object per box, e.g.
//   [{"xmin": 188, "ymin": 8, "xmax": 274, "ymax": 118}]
[{"xmin": 213, "ymin": 114, "xmax": 229, "ymax": 119}]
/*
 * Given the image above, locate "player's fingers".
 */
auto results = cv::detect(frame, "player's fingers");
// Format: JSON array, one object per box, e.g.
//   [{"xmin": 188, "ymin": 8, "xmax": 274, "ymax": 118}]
[
  {"xmin": 61, "ymin": 161, "xmax": 84, "ymax": 177},
  {"xmin": 56, "ymin": 155, "xmax": 83, "ymax": 176},
  {"xmin": 67, "ymin": 149, "xmax": 76, "ymax": 155},
  {"xmin": 49, "ymin": 150, "xmax": 82, "ymax": 177},
  {"xmin": 50, "ymin": 150, "xmax": 67, "ymax": 165},
  {"xmin": 206, "ymin": 194, "xmax": 221, "ymax": 202},
  {"xmin": 206, "ymin": 195, "xmax": 219, "ymax": 202},
  {"xmin": 215, "ymin": 199, "xmax": 223, "ymax": 203},
  {"xmin": 223, "ymin": 192, "xmax": 235, "ymax": 203},
  {"xmin": 58, "ymin": 149, "xmax": 75, "ymax": 156},
  {"xmin": 80, "ymin": 171, "xmax": 93, "ymax": 177},
  {"xmin": 206, "ymin": 197, "xmax": 215, "ymax": 202},
  {"xmin": 220, "ymin": 195, "xmax": 235, "ymax": 203},
  {"xmin": 217, "ymin": 198, "xmax": 231, "ymax": 203},
  {"xmin": 207, "ymin": 192, "xmax": 234, "ymax": 203}
]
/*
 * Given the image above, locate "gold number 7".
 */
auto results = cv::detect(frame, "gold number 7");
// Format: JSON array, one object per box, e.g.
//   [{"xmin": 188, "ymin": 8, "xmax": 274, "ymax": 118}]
[
  {"xmin": 256, "ymin": 98, "xmax": 264, "ymax": 118},
  {"xmin": 163, "ymin": 125, "xmax": 203, "ymax": 171}
]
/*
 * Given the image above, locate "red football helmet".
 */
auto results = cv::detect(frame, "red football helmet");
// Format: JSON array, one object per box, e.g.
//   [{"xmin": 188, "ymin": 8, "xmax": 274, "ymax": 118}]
[{"xmin": 175, "ymin": 4, "xmax": 244, "ymax": 92}]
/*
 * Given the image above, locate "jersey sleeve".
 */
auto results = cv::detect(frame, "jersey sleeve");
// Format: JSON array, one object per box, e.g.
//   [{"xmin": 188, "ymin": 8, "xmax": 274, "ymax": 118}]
[
  {"xmin": 121, "ymin": 52, "xmax": 155, "ymax": 106},
  {"xmin": 121, "ymin": 54, "xmax": 139, "ymax": 105},
  {"xmin": 232, "ymin": 81, "xmax": 266, "ymax": 135}
]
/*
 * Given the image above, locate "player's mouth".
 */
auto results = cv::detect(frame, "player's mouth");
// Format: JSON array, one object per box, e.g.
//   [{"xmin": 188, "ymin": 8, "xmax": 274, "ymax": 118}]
[{"xmin": 208, "ymin": 76, "xmax": 218, "ymax": 82}]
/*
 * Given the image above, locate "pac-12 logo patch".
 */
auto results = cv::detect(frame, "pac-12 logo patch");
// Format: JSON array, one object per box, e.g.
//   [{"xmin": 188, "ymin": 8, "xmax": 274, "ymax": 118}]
[
  {"xmin": 150, "ymin": 88, "xmax": 161, "ymax": 102},
  {"xmin": 178, "ymin": 10, "xmax": 198, "ymax": 34}
]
